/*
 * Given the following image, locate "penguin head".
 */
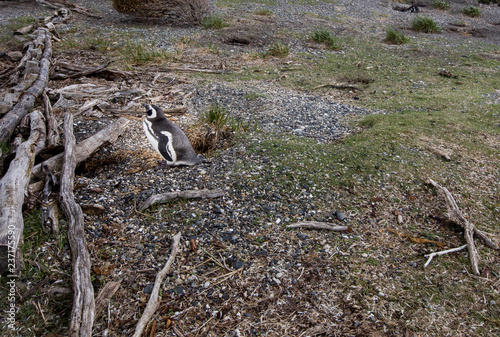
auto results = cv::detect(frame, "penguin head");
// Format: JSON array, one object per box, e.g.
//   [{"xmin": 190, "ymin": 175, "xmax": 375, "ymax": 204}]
[{"xmin": 143, "ymin": 103, "xmax": 165, "ymax": 120}]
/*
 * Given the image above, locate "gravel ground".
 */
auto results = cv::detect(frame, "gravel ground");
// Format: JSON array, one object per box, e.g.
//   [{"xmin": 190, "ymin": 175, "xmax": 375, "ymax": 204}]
[{"xmin": 1, "ymin": 1, "xmax": 500, "ymax": 336}]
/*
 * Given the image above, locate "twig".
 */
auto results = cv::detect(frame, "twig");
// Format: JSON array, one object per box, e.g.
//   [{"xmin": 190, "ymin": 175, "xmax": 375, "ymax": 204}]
[
  {"xmin": 423, "ymin": 244, "xmax": 467, "ymax": 268},
  {"xmin": 286, "ymin": 221, "xmax": 351, "ymax": 232},
  {"xmin": 427, "ymin": 178, "xmax": 482, "ymax": 275},
  {"xmin": 138, "ymin": 189, "xmax": 224, "ymax": 211},
  {"xmin": 133, "ymin": 232, "xmax": 182, "ymax": 337}
]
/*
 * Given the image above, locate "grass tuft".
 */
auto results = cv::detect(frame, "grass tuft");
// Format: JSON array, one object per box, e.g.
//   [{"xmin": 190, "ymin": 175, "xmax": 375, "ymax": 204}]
[
  {"xmin": 432, "ymin": 0, "xmax": 450, "ymax": 10},
  {"xmin": 264, "ymin": 41, "xmax": 289, "ymax": 58},
  {"xmin": 411, "ymin": 15, "xmax": 442, "ymax": 33},
  {"xmin": 310, "ymin": 28, "xmax": 342, "ymax": 50},
  {"xmin": 463, "ymin": 5, "xmax": 480, "ymax": 17},
  {"xmin": 201, "ymin": 15, "xmax": 230, "ymax": 29},
  {"xmin": 384, "ymin": 27, "xmax": 410, "ymax": 44},
  {"xmin": 254, "ymin": 8, "xmax": 273, "ymax": 16}
]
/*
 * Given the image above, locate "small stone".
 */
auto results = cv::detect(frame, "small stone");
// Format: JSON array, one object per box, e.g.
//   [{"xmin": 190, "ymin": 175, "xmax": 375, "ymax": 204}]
[
  {"xmin": 204, "ymin": 281, "xmax": 210, "ymax": 288},
  {"xmin": 135, "ymin": 243, "xmax": 144, "ymax": 250},
  {"xmin": 233, "ymin": 261, "xmax": 244, "ymax": 269},
  {"xmin": 354, "ymin": 321, "xmax": 361, "ymax": 327},
  {"xmin": 335, "ymin": 212, "xmax": 346, "ymax": 221},
  {"xmin": 143, "ymin": 284, "xmax": 154, "ymax": 294}
]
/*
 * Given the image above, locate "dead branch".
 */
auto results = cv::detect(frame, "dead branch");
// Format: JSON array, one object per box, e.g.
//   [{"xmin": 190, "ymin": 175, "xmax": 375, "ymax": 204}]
[
  {"xmin": 31, "ymin": 117, "xmax": 131, "ymax": 181},
  {"xmin": 51, "ymin": 60, "xmax": 116, "ymax": 80},
  {"xmin": 426, "ymin": 178, "xmax": 481, "ymax": 275},
  {"xmin": 0, "ymin": 28, "xmax": 52, "ymax": 143},
  {"xmin": 427, "ymin": 179, "xmax": 498, "ymax": 250},
  {"xmin": 36, "ymin": 0, "xmax": 102, "ymax": 18},
  {"xmin": 94, "ymin": 280, "xmax": 122, "ymax": 318},
  {"xmin": 313, "ymin": 83, "xmax": 360, "ymax": 91},
  {"xmin": 144, "ymin": 66, "xmax": 232, "ymax": 74},
  {"xmin": 43, "ymin": 90, "xmax": 60, "ymax": 146},
  {"xmin": 424, "ymin": 244, "xmax": 467, "ymax": 268},
  {"xmin": 139, "ymin": 189, "xmax": 224, "ymax": 211},
  {"xmin": 59, "ymin": 112, "xmax": 95, "ymax": 336},
  {"xmin": 41, "ymin": 163, "xmax": 59, "ymax": 234},
  {"xmin": 0, "ymin": 110, "xmax": 46, "ymax": 275},
  {"xmin": 286, "ymin": 221, "xmax": 351, "ymax": 232},
  {"xmin": 133, "ymin": 232, "xmax": 182, "ymax": 337}
]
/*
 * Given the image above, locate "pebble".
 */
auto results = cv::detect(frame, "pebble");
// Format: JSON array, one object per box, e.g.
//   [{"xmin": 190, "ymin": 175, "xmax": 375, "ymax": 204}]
[{"xmin": 335, "ymin": 211, "xmax": 346, "ymax": 221}]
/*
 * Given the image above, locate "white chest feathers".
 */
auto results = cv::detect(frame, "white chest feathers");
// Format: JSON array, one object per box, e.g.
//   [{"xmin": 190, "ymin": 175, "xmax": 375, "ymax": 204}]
[{"xmin": 143, "ymin": 119, "xmax": 176, "ymax": 163}]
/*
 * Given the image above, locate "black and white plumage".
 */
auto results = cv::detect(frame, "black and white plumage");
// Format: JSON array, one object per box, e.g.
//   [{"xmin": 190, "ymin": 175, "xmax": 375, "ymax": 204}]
[{"xmin": 143, "ymin": 104, "xmax": 204, "ymax": 166}]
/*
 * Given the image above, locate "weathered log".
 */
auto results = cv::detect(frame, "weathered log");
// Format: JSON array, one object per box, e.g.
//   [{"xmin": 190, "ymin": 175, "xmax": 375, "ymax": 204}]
[
  {"xmin": 139, "ymin": 189, "xmax": 224, "ymax": 211},
  {"xmin": 31, "ymin": 117, "xmax": 131, "ymax": 180},
  {"xmin": 0, "ymin": 28, "xmax": 52, "ymax": 144},
  {"xmin": 59, "ymin": 112, "xmax": 95, "ymax": 336},
  {"xmin": 43, "ymin": 90, "xmax": 60, "ymax": 146},
  {"xmin": 133, "ymin": 232, "xmax": 182, "ymax": 337},
  {"xmin": 0, "ymin": 110, "xmax": 46, "ymax": 275},
  {"xmin": 51, "ymin": 61, "xmax": 130, "ymax": 81},
  {"xmin": 41, "ymin": 162, "xmax": 59, "ymax": 234},
  {"xmin": 51, "ymin": 60, "xmax": 112, "ymax": 80},
  {"xmin": 286, "ymin": 221, "xmax": 351, "ymax": 232},
  {"xmin": 36, "ymin": 0, "xmax": 101, "ymax": 18}
]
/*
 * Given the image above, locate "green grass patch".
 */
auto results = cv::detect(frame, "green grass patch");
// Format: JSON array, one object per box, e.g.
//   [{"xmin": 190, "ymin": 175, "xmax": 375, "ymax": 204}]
[
  {"xmin": 411, "ymin": 16, "xmax": 442, "ymax": 33},
  {"xmin": 264, "ymin": 41, "xmax": 289, "ymax": 58},
  {"xmin": 310, "ymin": 28, "xmax": 342, "ymax": 50},
  {"xmin": 384, "ymin": 27, "xmax": 410, "ymax": 44},
  {"xmin": 432, "ymin": 0, "xmax": 450, "ymax": 10},
  {"xmin": 463, "ymin": 5, "xmax": 480, "ymax": 17},
  {"xmin": 254, "ymin": 8, "xmax": 273, "ymax": 16},
  {"xmin": 201, "ymin": 15, "xmax": 230, "ymax": 29}
]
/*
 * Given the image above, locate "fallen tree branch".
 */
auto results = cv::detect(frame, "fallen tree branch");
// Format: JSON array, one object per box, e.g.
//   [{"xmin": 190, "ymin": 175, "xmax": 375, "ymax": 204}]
[
  {"xmin": 133, "ymin": 232, "xmax": 182, "ymax": 337},
  {"xmin": 43, "ymin": 89, "xmax": 60, "ymax": 146},
  {"xmin": 0, "ymin": 110, "xmax": 46, "ymax": 275},
  {"xmin": 426, "ymin": 178, "xmax": 482, "ymax": 275},
  {"xmin": 94, "ymin": 280, "xmax": 122, "ymax": 318},
  {"xmin": 286, "ymin": 221, "xmax": 351, "ymax": 232},
  {"xmin": 313, "ymin": 83, "xmax": 360, "ymax": 91},
  {"xmin": 36, "ymin": 0, "xmax": 102, "ymax": 18},
  {"xmin": 31, "ymin": 117, "xmax": 131, "ymax": 180},
  {"xmin": 143, "ymin": 66, "xmax": 232, "ymax": 74},
  {"xmin": 0, "ymin": 28, "xmax": 52, "ymax": 143},
  {"xmin": 424, "ymin": 244, "xmax": 467, "ymax": 268},
  {"xmin": 139, "ymin": 189, "xmax": 224, "ymax": 211},
  {"xmin": 60, "ymin": 112, "xmax": 95, "ymax": 336}
]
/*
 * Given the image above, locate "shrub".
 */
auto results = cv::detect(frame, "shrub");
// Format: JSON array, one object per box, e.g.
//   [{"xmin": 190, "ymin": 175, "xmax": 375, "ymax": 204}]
[
  {"xmin": 463, "ymin": 6, "xmax": 480, "ymax": 17},
  {"xmin": 411, "ymin": 16, "xmax": 442, "ymax": 33},
  {"xmin": 384, "ymin": 28, "xmax": 410, "ymax": 44},
  {"xmin": 310, "ymin": 28, "xmax": 342, "ymax": 50},
  {"xmin": 255, "ymin": 8, "xmax": 273, "ymax": 16},
  {"xmin": 432, "ymin": 0, "xmax": 450, "ymax": 10}
]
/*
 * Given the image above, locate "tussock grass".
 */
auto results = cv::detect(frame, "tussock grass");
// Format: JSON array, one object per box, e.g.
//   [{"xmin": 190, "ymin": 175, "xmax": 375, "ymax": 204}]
[
  {"xmin": 463, "ymin": 5, "xmax": 480, "ymax": 17},
  {"xmin": 310, "ymin": 28, "xmax": 342, "ymax": 50},
  {"xmin": 432, "ymin": 0, "xmax": 450, "ymax": 10},
  {"xmin": 411, "ymin": 15, "xmax": 442, "ymax": 33},
  {"xmin": 264, "ymin": 41, "xmax": 289, "ymax": 57},
  {"xmin": 384, "ymin": 27, "xmax": 410, "ymax": 44},
  {"xmin": 201, "ymin": 14, "xmax": 230, "ymax": 29}
]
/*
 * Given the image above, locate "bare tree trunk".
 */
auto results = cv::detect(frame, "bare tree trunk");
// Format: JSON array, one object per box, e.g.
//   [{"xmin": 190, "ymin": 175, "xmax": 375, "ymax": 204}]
[
  {"xmin": 59, "ymin": 113, "xmax": 95, "ymax": 336},
  {"xmin": 0, "ymin": 111, "xmax": 46, "ymax": 275}
]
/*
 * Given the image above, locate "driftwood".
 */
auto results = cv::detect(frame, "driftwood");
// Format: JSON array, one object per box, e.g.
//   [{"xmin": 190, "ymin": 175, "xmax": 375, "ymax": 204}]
[
  {"xmin": 51, "ymin": 60, "xmax": 129, "ymax": 81},
  {"xmin": 139, "ymin": 189, "xmax": 224, "ymax": 211},
  {"xmin": 426, "ymin": 178, "xmax": 488, "ymax": 275},
  {"xmin": 59, "ymin": 113, "xmax": 95, "ymax": 336},
  {"xmin": 0, "ymin": 111, "xmax": 46, "ymax": 275},
  {"xmin": 31, "ymin": 117, "xmax": 131, "ymax": 180},
  {"xmin": 144, "ymin": 66, "xmax": 231, "ymax": 74},
  {"xmin": 94, "ymin": 280, "xmax": 122, "ymax": 318},
  {"xmin": 133, "ymin": 232, "xmax": 182, "ymax": 337},
  {"xmin": 424, "ymin": 244, "xmax": 467, "ymax": 268},
  {"xmin": 313, "ymin": 83, "xmax": 360, "ymax": 91},
  {"xmin": 0, "ymin": 28, "xmax": 52, "ymax": 143},
  {"xmin": 36, "ymin": 0, "xmax": 102, "ymax": 18},
  {"xmin": 286, "ymin": 221, "xmax": 351, "ymax": 232},
  {"xmin": 41, "ymin": 163, "xmax": 59, "ymax": 234},
  {"xmin": 42, "ymin": 90, "xmax": 60, "ymax": 146}
]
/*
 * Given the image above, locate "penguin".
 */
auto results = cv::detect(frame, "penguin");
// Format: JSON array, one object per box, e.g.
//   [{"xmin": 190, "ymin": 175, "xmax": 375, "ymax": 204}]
[{"xmin": 142, "ymin": 103, "xmax": 204, "ymax": 166}]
